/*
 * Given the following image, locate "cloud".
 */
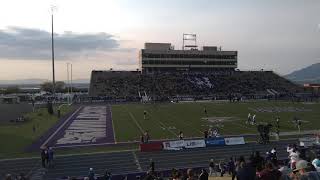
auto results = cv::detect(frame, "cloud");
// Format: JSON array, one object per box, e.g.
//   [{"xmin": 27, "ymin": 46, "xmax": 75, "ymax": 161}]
[{"xmin": 0, "ymin": 26, "xmax": 121, "ymax": 60}]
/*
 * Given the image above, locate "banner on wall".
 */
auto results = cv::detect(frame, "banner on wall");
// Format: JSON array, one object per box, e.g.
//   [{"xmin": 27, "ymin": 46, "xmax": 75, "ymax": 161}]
[
  {"xmin": 205, "ymin": 137, "xmax": 225, "ymax": 146},
  {"xmin": 184, "ymin": 139, "xmax": 206, "ymax": 149},
  {"xmin": 224, "ymin": 137, "xmax": 245, "ymax": 145},
  {"xmin": 163, "ymin": 140, "xmax": 184, "ymax": 150}
]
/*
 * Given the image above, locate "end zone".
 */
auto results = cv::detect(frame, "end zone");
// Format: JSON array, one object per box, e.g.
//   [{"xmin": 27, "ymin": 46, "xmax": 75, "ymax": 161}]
[{"xmin": 40, "ymin": 105, "xmax": 116, "ymax": 149}]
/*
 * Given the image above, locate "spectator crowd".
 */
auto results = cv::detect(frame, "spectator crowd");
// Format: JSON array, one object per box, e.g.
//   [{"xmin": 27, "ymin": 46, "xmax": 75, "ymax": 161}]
[{"xmin": 89, "ymin": 71, "xmax": 304, "ymax": 102}]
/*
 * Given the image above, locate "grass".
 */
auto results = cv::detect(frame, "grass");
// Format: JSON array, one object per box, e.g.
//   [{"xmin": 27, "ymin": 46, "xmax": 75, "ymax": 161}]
[
  {"xmin": 112, "ymin": 101, "xmax": 320, "ymax": 142},
  {"xmin": 1, "ymin": 100, "xmax": 320, "ymax": 159},
  {"xmin": 0, "ymin": 105, "xmax": 74, "ymax": 158}
]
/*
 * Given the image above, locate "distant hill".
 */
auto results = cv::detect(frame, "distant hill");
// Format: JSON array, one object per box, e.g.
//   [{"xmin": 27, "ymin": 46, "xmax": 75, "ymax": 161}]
[
  {"xmin": 285, "ymin": 63, "xmax": 320, "ymax": 84},
  {"xmin": 0, "ymin": 79, "xmax": 48, "ymax": 85},
  {"xmin": 0, "ymin": 78, "xmax": 90, "ymax": 85}
]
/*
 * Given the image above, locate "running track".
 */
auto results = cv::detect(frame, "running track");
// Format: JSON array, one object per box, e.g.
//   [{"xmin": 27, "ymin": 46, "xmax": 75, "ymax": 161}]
[{"xmin": 0, "ymin": 139, "xmax": 298, "ymax": 180}]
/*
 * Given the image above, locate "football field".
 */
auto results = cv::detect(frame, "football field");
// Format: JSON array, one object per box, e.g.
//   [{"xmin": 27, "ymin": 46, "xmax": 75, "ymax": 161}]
[{"xmin": 112, "ymin": 101, "xmax": 320, "ymax": 142}]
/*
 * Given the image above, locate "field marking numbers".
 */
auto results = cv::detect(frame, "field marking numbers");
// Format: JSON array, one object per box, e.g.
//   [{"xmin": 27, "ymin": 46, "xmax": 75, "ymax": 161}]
[{"xmin": 158, "ymin": 120, "xmax": 178, "ymax": 137}]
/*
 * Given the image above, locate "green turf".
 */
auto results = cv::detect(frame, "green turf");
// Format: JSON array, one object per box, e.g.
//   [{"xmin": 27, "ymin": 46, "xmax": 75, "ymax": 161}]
[
  {"xmin": 0, "ymin": 105, "xmax": 74, "ymax": 158},
  {"xmin": 1, "ymin": 100, "xmax": 319, "ymax": 159},
  {"xmin": 112, "ymin": 101, "xmax": 320, "ymax": 142}
]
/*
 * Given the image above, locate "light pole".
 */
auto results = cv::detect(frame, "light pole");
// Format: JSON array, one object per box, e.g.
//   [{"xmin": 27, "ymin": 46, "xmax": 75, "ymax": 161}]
[
  {"xmin": 70, "ymin": 63, "xmax": 73, "ymax": 102},
  {"xmin": 51, "ymin": 5, "xmax": 57, "ymax": 101},
  {"xmin": 67, "ymin": 63, "xmax": 70, "ymax": 104}
]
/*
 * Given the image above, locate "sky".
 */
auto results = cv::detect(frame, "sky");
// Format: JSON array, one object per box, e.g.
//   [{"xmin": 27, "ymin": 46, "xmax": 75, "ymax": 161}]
[{"xmin": 0, "ymin": 0, "xmax": 319, "ymax": 81}]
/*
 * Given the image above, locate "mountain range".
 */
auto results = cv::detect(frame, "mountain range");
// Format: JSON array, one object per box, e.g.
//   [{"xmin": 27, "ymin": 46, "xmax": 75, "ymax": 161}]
[{"xmin": 285, "ymin": 63, "xmax": 320, "ymax": 84}]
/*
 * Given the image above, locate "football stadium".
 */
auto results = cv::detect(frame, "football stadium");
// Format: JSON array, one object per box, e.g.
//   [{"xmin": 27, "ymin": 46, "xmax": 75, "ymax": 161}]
[
  {"xmin": 1, "ymin": 38, "xmax": 320, "ymax": 180},
  {"xmin": 1, "ymin": 2, "xmax": 320, "ymax": 180}
]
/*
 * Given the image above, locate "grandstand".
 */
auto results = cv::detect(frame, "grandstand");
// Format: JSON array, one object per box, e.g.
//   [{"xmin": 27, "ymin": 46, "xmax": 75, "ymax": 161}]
[
  {"xmin": 89, "ymin": 70, "xmax": 302, "ymax": 100},
  {"xmin": 89, "ymin": 38, "xmax": 302, "ymax": 100}
]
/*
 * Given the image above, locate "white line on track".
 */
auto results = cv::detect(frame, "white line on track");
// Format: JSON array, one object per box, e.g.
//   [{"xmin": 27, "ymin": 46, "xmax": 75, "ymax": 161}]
[{"xmin": 132, "ymin": 151, "xmax": 142, "ymax": 172}]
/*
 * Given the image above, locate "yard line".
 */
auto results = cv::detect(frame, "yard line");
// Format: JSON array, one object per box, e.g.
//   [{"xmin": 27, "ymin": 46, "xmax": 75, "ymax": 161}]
[
  {"xmin": 146, "ymin": 109, "xmax": 178, "ymax": 137},
  {"xmin": 157, "ymin": 120, "xmax": 178, "ymax": 137},
  {"xmin": 125, "ymin": 107, "xmax": 144, "ymax": 134}
]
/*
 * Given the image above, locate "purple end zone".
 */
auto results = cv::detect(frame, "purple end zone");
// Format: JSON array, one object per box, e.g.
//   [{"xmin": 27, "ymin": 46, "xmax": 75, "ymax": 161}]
[
  {"xmin": 25, "ymin": 106, "xmax": 83, "ymax": 152},
  {"xmin": 26, "ymin": 105, "xmax": 116, "ymax": 151}
]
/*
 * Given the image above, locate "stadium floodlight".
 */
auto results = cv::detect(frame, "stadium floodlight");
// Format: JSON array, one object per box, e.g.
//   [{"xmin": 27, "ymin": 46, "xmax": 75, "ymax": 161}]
[{"xmin": 50, "ymin": 5, "xmax": 57, "ymax": 102}]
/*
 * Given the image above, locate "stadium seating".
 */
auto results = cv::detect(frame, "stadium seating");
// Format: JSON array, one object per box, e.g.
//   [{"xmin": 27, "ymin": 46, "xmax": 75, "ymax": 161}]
[{"xmin": 89, "ymin": 71, "xmax": 302, "ymax": 101}]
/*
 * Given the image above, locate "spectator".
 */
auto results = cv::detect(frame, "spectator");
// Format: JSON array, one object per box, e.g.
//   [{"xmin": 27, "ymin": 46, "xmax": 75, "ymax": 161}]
[
  {"xmin": 187, "ymin": 169, "xmax": 196, "ymax": 180},
  {"xmin": 252, "ymin": 151, "xmax": 265, "ymax": 169},
  {"xmin": 48, "ymin": 147, "xmax": 54, "ymax": 168},
  {"xmin": 292, "ymin": 160, "xmax": 320, "ymax": 180},
  {"xmin": 18, "ymin": 173, "xmax": 28, "ymax": 180},
  {"xmin": 287, "ymin": 145, "xmax": 300, "ymax": 169},
  {"xmin": 41, "ymin": 148, "xmax": 46, "ymax": 168},
  {"xmin": 209, "ymin": 159, "xmax": 216, "ymax": 176},
  {"xmin": 266, "ymin": 152, "xmax": 272, "ymax": 162},
  {"xmin": 278, "ymin": 165, "xmax": 292, "ymax": 180},
  {"xmin": 88, "ymin": 168, "xmax": 95, "ymax": 180},
  {"xmin": 199, "ymin": 169, "xmax": 208, "ymax": 180},
  {"xmin": 45, "ymin": 148, "xmax": 49, "ymax": 167},
  {"xmin": 5, "ymin": 174, "xmax": 12, "ymax": 180},
  {"xmin": 312, "ymin": 157, "xmax": 320, "ymax": 172},
  {"xmin": 271, "ymin": 148, "xmax": 278, "ymax": 166},
  {"xmin": 203, "ymin": 130, "xmax": 208, "ymax": 139},
  {"xmin": 228, "ymin": 157, "xmax": 236, "ymax": 178},
  {"xmin": 149, "ymin": 159, "xmax": 155, "ymax": 173},
  {"xmin": 236, "ymin": 157, "xmax": 256, "ymax": 180},
  {"xmin": 103, "ymin": 169, "xmax": 112, "ymax": 180},
  {"xmin": 171, "ymin": 168, "xmax": 181, "ymax": 180},
  {"xmin": 258, "ymin": 162, "xmax": 282, "ymax": 180},
  {"xmin": 219, "ymin": 160, "xmax": 226, "ymax": 177},
  {"xmin": 143, "ymin": 171, "xmax": 155, "ymax": 180}
]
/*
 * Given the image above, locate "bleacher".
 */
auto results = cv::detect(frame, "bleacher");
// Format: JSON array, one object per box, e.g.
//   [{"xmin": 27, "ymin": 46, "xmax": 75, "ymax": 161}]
[{"xmin": 89, "ymin": 71, "xmax": 302, "ymax": 101}]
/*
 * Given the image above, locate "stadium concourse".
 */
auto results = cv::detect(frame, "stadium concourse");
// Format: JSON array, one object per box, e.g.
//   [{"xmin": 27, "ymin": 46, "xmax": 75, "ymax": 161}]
[{"xmin": 0, "ymin": 139, "xmax": 298, "ymax": 180}]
